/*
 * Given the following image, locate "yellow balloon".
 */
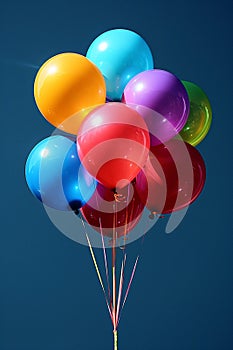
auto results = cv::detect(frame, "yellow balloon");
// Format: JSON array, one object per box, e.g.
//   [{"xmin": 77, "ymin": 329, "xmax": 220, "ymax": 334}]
[{"xmin": 34, "ymin": 53, "xmax": 106, "ymax": 133}]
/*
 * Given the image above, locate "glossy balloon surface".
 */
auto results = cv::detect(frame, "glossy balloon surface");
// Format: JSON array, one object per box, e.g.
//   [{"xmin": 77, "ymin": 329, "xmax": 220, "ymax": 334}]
[
  {"xmin": 141, "ymin": 139, "xmax": 206, "ymax": 214},
  {"xmin": 25, "ymin": 136, "xmax": 95, "ymax": 211},
  {"xmin": 77, "ymin": 102, "xmax": 150, "ymax": 189},
  {"xmin": 34, "ymin": 53, "xmax": 106, "ymax": 133},
  {"xmin": 62, "ymin": 142, "xmax": 97, "ymax": 211},
  {"xmin": 122, "ymin": 69, "xmax": 190, "ymax": 143},
  {"xmin": 180, "ymin": 81, "xmax": 212, "ymax": 146},
  {"xmin": 86, "ymin": 29, "xmax": 154, "ymax": 101}
]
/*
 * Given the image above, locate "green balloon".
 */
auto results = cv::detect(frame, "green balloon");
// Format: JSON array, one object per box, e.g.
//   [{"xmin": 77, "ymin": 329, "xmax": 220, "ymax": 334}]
[{"xmin": 180, "ymin": 81, "xmax": 212, "ymax": 146}]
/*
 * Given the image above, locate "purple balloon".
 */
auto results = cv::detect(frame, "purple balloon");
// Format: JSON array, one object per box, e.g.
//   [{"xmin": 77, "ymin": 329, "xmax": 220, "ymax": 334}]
[{"xmin": 122, "ymin": 69, "xmax": 190, "ymax": 145}]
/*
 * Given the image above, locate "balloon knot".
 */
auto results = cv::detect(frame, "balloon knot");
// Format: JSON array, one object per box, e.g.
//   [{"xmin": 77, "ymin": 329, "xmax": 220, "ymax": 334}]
[
  {"xmin": 73, "ymin": 208, "xmax": 80, "ymax": 216},
  {"xmin": 149, "ymin": 211, "xmax": 165, "ymax": 219},
  {"xmin": 149, "ymin": 213, "xmax": 155, "ymax": 220},
  {"xmin": 114, "ymin": 193, "xmax": 126, "ymax": 203}
]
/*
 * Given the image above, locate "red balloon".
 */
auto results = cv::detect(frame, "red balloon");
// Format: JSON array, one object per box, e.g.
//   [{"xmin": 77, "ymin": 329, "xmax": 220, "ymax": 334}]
[
  {"xmin": 77, "ymin": 102, "xmax": 150, "ymax": 189},
  {"xmin": 140, "ymin": 139, "xmax": 206, "ymax": 214},
  {"xmin": 80, "ymin": 172, "xmax": 148, "ymax": 238}
]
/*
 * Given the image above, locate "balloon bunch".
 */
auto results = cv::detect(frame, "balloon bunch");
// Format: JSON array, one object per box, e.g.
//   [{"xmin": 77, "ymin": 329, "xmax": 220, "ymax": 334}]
[{"xmin": 25, "ymin": 29, "xmax": 212, "ymax": 350}]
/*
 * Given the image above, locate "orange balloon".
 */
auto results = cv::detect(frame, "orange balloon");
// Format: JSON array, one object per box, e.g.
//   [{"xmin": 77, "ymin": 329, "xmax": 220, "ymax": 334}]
[{"xmin": 34, "ymin": 53, "xmax": 106, "ymax": 133}]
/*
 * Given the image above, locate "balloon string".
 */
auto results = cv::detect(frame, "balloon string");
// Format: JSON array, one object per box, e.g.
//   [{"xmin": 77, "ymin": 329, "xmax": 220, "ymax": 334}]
[
  {"xmin": 85, "ymin": 232, "xmax": 113, "ymax": 322},
  {"xmin": 121, "ymin": 184, "xmax": 131, "ymax": 251},
  {"xmin": 112, "ymin": 201, "xmax": 117, "ymax": 331},
  {"xmin": 117, "ymin": 255, "xmax": 139, "ymax": 328},
  {"xmin": 99, "ymin": 218, "xmax": 112, "ymax": 304},
  {"xmin": 124, "ymin": 183, "xmax": 135, "ymax": 251},
  {"xmin": 116, "ymin": 253, "xmax": 127, "ymax": 326},
  {"xmin": 93, "ymin": 191, "xmax": 112, "ymax": 305},
  {"xmin": 79, "ymin": 213, "xmax": 113, "ymax": 322},
  {"xmin": 116, "ymin": 229, "xmax": 147, "ymax": 327},
  {"xmin": 112, "ymin": 265, "xmax": 116, "ymax": 330},
  {"xmin": 116, "ymin": 181, "xmax": 138, "ymax": 328}
]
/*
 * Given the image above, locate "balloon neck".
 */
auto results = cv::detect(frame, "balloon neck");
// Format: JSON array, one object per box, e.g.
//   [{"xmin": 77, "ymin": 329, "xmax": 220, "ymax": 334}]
[
  {"xmin": 114, "ymin": 192, "xmax": 126, "ymax": 203},
  {"xmin": 73, "ymin": 208, "xmax": 80, "ymax": 216},
  {"xmin": 131, "ymin": 177, "xmax": 136, "ymax": 185},
  {"xmin": 149, "ymin": 211, "xmax": 165, "ymax": 219},
  {"xmin": 149, "ymin": 211, "xmax": 157, "ymax": 220}
]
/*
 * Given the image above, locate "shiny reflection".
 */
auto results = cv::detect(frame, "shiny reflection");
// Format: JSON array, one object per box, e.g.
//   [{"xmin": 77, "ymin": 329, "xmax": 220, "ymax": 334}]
[
  {"xmin": 86, "ymin": 29, "xmax": 154, "ymax": 101},
  {"xmin": 180, "ymin": 81, "xmax": 212, "ymax": 146},
  {"xmin": 122, "ymin": 69, "xmax": 190, "ymax": 144}
]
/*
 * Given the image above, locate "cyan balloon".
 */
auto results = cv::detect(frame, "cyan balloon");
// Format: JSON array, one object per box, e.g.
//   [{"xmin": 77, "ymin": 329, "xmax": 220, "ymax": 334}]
[
  {"xmin": 86, "ymin": 29, "xmax": 154, "ymax": 101},
  {"xmin": 25, "ymin": 135, "xmax": 96, "ymax": 211}
]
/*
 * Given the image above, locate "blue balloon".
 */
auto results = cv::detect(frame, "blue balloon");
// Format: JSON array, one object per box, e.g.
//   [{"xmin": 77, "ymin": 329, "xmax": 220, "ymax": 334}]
[
  {"xmin": 86, "ymin": 29, "xmax": 154, "ymax": 101},
  {"xmin": 62, "ymin": 142, "xmax": 97, "ymax": 211},
  {"xmin": 25, "ymin": 135, "xmax": 96, "ymax": 211}
]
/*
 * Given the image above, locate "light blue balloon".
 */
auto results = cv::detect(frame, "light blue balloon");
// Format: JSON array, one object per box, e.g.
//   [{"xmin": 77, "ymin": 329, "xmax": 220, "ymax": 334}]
[
  {"xmin": 62, "ymin": 142, "xmax": 97, "ymax": 211},
  {"xmin": 25, "ymin": 135, "xmax": 96, "ymax": 211},
  {"xmin": 86, "ymin": 29, "xmax": 154, "ymax": 101}
]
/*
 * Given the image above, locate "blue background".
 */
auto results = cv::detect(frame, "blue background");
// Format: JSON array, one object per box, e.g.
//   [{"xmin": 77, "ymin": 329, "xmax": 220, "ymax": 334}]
[{"xmin": 1, "ymin": 0, "xmax": 232, "ymax": 349}]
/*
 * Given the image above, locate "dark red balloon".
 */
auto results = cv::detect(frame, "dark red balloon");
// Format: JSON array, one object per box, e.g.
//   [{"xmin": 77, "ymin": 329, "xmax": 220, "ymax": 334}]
[
  {"xmin": 80, "ymin": 172, "xmax": 148, "ymax": 238},
  {"xmin": 140, "ymin": 139, "xmax": 206, "ymax": 214}
]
